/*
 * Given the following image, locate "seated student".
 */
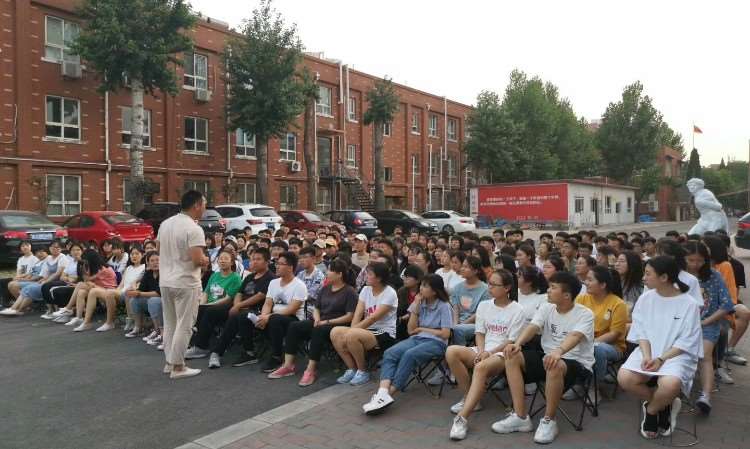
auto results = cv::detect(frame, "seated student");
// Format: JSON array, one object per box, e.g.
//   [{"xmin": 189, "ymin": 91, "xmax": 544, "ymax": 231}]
[
  {"xmin": 541, "ymin": 255, "xmax": 565, "ymax": 282},
  {"xmin": 618, "ymin": 256, "xmax": 703, "ymax": 439},
  {"xmin": 70, "ymin": 250, "xmax": 118, "ymax": 331},
  {"xmin": 1, "ymin": 242, "xmax": 63, "ymax": 316},
  {"xmin": 267, "ymin": 259, "xmax": 358, "ymax": 386},
  {"xmin": 207, "ymin": 248, "xmax": 276, "ymax": 368},
  {"xmin": 42, "ymin": 242, "xmax": 84, "ymax": 319},
  {"xmin": 296, "ymin": 246, "xmax": 326, "ymax": 304},
  {"xmin": 106, "ymin": 239, "xmax": 129, "ymax": 275},
  {"xmin": 572, "ymin": 266, "xmax": 628, "ymax": 399},
  {"xmin": 517, "ymin": 266, "xmax": 549, "ymax": 330},
  {"xmin": 435, "ymin": 250, "xmax": 465, "ymax": 295},
  {"xmin": 492, "ymin": 271, "xmax": 594, "ymax": 445},
  {"xmin": 0, "ymin": 241, "xmax": 38, "ymax": 309},
  {"xmin": 574, "ymin": 256, "xmax": 596, "ymax": 296},
  {"xmin": 362, "ymin": 274, "xmax": 453, "ymax": 414},
  {"xmin": 127, "ymin": 251, "xmax": 162, "ymax": 343},
  {"xmin": 649, "ymin": 238, "xmax": 702, "ymax": 306},
  {"xmin": 331, "ymin": 262, "xmax": 398, "ymax": 386},
  {"xmin": 450, "ymin": 256, "xmax": 491, "ymax": 346},
  {"xmin": 396, "ymin": 265, "xmax": 425, "ymax": 340},
  {"xmin": 446, "ymin": 269, "xmax": 526, "ymax": 440},
  {"xmin": 614, "ymin": 250, "xmax": 645, "ymax": 314},
  {"xmin": 184, "ymin": 250, "xmax": 243, "ymax": 359}
]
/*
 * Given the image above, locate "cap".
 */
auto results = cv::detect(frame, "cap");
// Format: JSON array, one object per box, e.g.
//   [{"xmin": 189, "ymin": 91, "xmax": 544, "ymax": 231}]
[
  {"xmin": 223, "ymin": 235, "xmax": 238, "ymax": 243},
  {"xmin": 354, "ymin": 234, "xmax": 368, "ymax": 242},
  {"xmin": 313, "ymin": 239, "xmax": 326, "ymax": 249},
  {"xmin": 325, "ymin": 238, "xmax": 338, "ymax": 247}
]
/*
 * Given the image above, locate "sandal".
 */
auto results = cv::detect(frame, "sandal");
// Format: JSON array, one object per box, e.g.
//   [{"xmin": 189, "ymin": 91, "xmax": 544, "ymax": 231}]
[{"xmin": 640, "ymin": 402, "xmax": 659, "ymax": 439}]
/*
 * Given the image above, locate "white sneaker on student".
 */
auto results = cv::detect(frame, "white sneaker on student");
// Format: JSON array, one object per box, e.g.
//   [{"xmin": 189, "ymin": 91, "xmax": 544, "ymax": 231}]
[
  {"xmin": 184, "ymin": 346, "xmax": 210, "ymax": 359},
  {"xmin": 65, "ymin": 317, "xmax": 83, "ymax": 327},
  {"xmin": 450, "ymin": 399, "xmax": 483, "ymax": 414},
  {"xmin": 208, "ymin": 352, "xmax": 221, "ymax": 369},
  {"xmin": 95, "ymin": 323, "xmax": 115, "ymax": 332},
  {"xmin": 449, "ymin": 415, "xmax": 468, "ymax": 440},
  {"xmin": 716, "ymin": 367, "xmax": 734, "ymax": 384},
  {"xmin": 725, "ymin": 349, "xmax": 747, "ymax": 366},
  {"xmin": 362, "ymin": 390, "xmax": 394, "ymax": 415},
  {"xmin": 143, "ymin": 330, "xmax": 158, "ymax": 342},
  {"xmin": 53, "ymin": 315, "xmax": 71, "ymax": 323},
  {"xmin": 170, "ymin": 367, "xmax": 201, "ymax": 379},
  {"xmin": 73, "ymin": 322, "xmax": 94, "ymax": 332},
  {"xmin": 491, "ymin": 412, "xmax": 533, "ymax": 434},
  {"xmin": 533, "ymin": 417, "xmax": 559, "ymax": 444},
  {"xmin": 40, "ymin": 312, "xmax": 55, "ymax": 320},
  {"xmin": 52, "ymin": 308, "xmax": 73, "ymax": 317}
]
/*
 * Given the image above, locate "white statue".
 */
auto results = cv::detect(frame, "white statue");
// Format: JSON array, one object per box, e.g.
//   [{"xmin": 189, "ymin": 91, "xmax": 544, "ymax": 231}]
[{"xmin": 687, "ymin": 178, "xmax": 728, "ymax": 235}]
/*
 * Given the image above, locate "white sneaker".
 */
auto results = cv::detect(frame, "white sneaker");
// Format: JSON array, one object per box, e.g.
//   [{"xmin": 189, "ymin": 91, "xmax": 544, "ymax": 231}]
[
  {"xmin": 449, "ymin": 415, "xmax": 468, "ymax": 440},
  {"xmin": 163, "ymin": 364, "xmax": 172, "ymax": 374},
  {"xmin": 52, "ymin": 308, "xmax": 73, "ymax": 317},
  {"xmin": 525, "ymin": 383, "xmax": 537, "ymax": 395},
  {"xmin": 716, "ymin": 367, "xmax": 734, "ymax": 384},
  {"xmin": 95, "ymin": 323, "xmax": 115, "ymax": 332},
  {"xmin": 725, "ymin": 349, "xmax": 747, "ymax": 366},
  {"xmin": 362, "ymin": 390, "xmax": 394, "ymax": 415},
  {"xmin": 184, "ymin": 346, "xmax": 210, "ymax": 359},
  {"xmin": 170, "ymin": 366, "xmax": 201, "ymax": 379},
  {"xmin": 450, "ymin": 399, "xmax": 483, "ymax": 414},
  {"xmin": 143, "ymin": 330, "xmax": 158, "ymax": 342},
  {"xmin": 123, "ymin": 318, "xmax": 134, "ymax": 332},
  {"xmin": 208, "ymin": 352, "xmax": 221, "ymax": 369},
  {"xmin": 73, "ymin": 322, "xmax": 94, "ymax": 332},
  {"xmin": 0, "ymin": 309, "xmax": 19, "ymax": 316},
  {"xmin": 40, "ymin": 312, "xmax": 55, "ymax": 320},
  {"xmin": 533, "ymin": 417, "xmax": 559, "ymax": 444},
  {"xmin": 53, "ymin": 315, "xmax": 71, "ymax": 324},
  {"xmin": 124, "ymin": 328, "xmax": 141, "ymax": 338},
  {"xmin": 156, "ymin": 344, "xmax": 164, "ymax": 351},
  {"xmin": 147, "ymin": 334, "xmax": 162, "ymax": 346},
  {"xmin": 491, "ymin": 412, "xmax": 533, "ymax": 434},
  {"xmin": 65, "ymin": 317, "xmax": 83, "ymax": 327}
]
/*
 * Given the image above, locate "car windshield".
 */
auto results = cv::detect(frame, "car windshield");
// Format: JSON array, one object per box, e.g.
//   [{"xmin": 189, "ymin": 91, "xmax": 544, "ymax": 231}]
[
  {"xmin": 354, "ymin": 212, "xmax": 375, "ymax": 220},
  {"xmin": 0, "ymin": 214, "xmax": 55, "ymax": 229},
  {"xmin": 103, "ymin": 214, "xmax": 140, "ymax": 225},
  {"xmin": 402, "ymin": 211, "xmax": 422, "ymax": 219},
  {"xmin": 202, "ymin": 209, "xmax": 221, "ymax": 220},
  {"xmin": 302, "ymin": 212, "xmax": 323, "ymax": 222},
  {"xmin": 251, "ymin": 208, "xmax": 279, "ymax": 218}
]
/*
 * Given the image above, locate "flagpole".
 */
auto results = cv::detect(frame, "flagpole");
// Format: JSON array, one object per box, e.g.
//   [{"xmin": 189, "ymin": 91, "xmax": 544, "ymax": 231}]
[{"xmin": 692, "ymin": 122, "xmax": 695, "ymax": 150}]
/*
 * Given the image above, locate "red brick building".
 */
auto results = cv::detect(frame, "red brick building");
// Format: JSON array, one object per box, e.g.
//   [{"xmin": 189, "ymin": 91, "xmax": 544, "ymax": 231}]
[
  {"xmin": 0, "ymin": 0, "xmax": 472, "ymax": 220},
  {"xmin": 637, "ymin": 145, "xmax": 689, "ymax": 221}
]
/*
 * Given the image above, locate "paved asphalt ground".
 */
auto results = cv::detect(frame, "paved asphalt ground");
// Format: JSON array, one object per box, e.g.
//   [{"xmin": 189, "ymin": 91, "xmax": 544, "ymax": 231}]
[{"xmin": 0, "ymin": 219, "xmax": 743, "ymax": 449}]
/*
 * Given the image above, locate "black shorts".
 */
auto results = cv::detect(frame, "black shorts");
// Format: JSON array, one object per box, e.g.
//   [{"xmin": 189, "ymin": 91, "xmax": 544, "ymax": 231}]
[
  {"xmin": 521, "ymin": 349, "xmax": 585, "ymax": 391},
  {"xmin": 374, "ymin": 332, "xmax": 396, "ymax": 350}
]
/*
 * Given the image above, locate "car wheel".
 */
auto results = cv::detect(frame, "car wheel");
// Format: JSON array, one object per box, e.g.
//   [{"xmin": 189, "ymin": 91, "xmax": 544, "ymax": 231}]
[{"xmin": 443, "ymin": 225, "xmax": 455, "ymax": 234}]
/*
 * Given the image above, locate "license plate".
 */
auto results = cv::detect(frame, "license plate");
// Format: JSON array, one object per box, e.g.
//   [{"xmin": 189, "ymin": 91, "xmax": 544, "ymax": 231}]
[
  {"xmin": 266, "ymin": 223, "xmax": 275, "ymax": 229},
  {"xmin": 31, "ymin": 233, "xmax": 53, "ymax": 240}
]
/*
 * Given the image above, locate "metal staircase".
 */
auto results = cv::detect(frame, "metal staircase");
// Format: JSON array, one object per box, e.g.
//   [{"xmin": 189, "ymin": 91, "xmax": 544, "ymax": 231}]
[{"xmin": 340, "ymin": 165, "xmax": 375, "ymax": 212}]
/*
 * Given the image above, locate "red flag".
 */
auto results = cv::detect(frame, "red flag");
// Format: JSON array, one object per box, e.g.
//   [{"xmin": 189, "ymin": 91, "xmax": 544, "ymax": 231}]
[{"xmin": 693, "ymin": 125, "xmax": 703, "ymax": 134}]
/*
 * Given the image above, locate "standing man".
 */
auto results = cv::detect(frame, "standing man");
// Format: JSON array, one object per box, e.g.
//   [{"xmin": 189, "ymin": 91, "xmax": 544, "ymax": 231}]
[{"xmin": 158, "ymin": 190, "xmax": 209, "ymax": 379}]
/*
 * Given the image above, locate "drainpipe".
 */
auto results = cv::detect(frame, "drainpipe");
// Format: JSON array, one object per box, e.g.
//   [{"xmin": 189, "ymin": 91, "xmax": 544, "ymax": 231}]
[
  {"xmin": 104, "ymin": 91, "xmax": 111, "ymax": 210},
  {"xmin": 442, "ymin": 96, "xmax": 447, "ymax": 209}
]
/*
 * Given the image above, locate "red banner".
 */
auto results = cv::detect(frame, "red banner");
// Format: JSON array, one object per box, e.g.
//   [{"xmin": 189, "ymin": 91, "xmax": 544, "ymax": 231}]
[{"xmin": 476, "ymin": 184, "xmax": 568, "ymax": 222}]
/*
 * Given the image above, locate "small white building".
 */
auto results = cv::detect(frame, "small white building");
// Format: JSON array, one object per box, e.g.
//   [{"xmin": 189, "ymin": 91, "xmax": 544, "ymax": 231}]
[{"xmin": 470, "ymin": 179, "xmax": 637, "ymax": 227}]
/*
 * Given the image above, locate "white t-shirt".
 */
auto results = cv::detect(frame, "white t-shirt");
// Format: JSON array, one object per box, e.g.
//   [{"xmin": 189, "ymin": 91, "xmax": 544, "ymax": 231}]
[
  {"xmin": 435, "ymin": 268, "xmax": 464, "ymax": 294},
  {"xmin": 266, "ymin": 277, "xmax": 308, "ymax": 320},
  {"xmin": 531, "ymin": 302, "xmax": 595, "ymax": 371},
  {"xmin": 475, "ymin": 300, "xmax": 526, "ymax": 351},
  {"xmin": 107, "ymin": 253, "xmax": 129, "ymax": 274},
  {"xmin": 121, "ymin": 264, "xmax": 145, "ymax": 291},
  {"xmin": 517, "ymin": 291, "xmax": 548, "ymax": 325},
  {"xmin": 62, "ymin": 255, "xmax": 79, "ymax": 278},
  {"xmin": 157, "ymin": 213, "xmax": 206, "ymax": 289},
  {"xmin": 643, "ymin": 270, "xmax": 702, "ymax": 307},
  {"xmin": 16, "ymin": 255, "xmax": 39, "ymax": 276},
  {"xmin": 40, "ymin": 254, "xmax": 68, "ymax": 278},
  {"xmin": 359, "ymin": 285, "xmax": 398, "ymax": 338}
]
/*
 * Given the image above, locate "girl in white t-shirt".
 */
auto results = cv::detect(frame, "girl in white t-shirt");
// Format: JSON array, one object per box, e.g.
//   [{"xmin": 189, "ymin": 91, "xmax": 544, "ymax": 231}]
[
  {"xmin": 445, "ymin": 269, "xmax": 526, "ymax": 441},
  {"xmin": 331, "ymin": 262, "xmax": 398, "ymax": 387},
  {"xmin": 517, "ymin": 266, "xmax": 549, "ymax": 327},
  {"xmin": 435, "ymin": 250, "xmax": 465, "ymax": 295},
  {"xmin": 618, "ymin": 256, "xmax": 703, "ymax": 440}
]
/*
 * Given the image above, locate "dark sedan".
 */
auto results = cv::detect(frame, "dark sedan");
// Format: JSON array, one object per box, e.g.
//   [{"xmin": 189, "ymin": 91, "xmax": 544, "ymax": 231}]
[
  {"xmin": 0, "ymin": 211, "xmax": 68, "ymax": 264},
  {"xmin": 735, "ymin": 212, "xmax": 750, "ymax": 249},
  {"xmin": 371, "ymin": 209, "xmax": 438, "ymax": 235}
]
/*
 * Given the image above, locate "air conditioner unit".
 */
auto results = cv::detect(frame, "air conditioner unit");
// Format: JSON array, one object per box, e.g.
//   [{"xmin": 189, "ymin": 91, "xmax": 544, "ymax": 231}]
[
  {"xmin": 195, "ymin": 89, "xmax": 212, "ymax": 102},
  {"xmin": 61, "ymin": 61, "xmax": 82, "ymax": 79},
  {"xmin": 289, "ymin": 161, "xmax": 302, "ymax": 172}
]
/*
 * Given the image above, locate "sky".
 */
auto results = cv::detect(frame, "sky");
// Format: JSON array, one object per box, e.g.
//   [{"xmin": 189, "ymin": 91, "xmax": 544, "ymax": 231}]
[{"xmin": 191, "ymin": 0, "xmax": 750, "ymax": 165}]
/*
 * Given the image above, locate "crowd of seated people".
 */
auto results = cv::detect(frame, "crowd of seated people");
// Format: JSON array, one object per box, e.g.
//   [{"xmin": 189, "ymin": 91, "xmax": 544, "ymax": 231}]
[{"xmin": 1, "ymin": 222, "xmax": 749, "ymax": 444}]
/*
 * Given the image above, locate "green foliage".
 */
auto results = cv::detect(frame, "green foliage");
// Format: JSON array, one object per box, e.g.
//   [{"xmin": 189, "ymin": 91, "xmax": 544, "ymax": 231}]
[
  {"xmin": 685, "ymin": 148, "xmax": 702, "ymax": 180},
  {"xmin": 596, "ymin": 81, "xmax": 664, "ymax": 183},
  {"xmin": 632, "ymin": 165, "xmax": 664, "ymax": 204},
  {"xmin": 658, "ymin": 122, "xmax": 684, "ymax": 154},
  {"xmin": 73, "ymin": 0, "xmax": 195, "ymax": 95},
  {"xmin": 703, "ymin": 161, "xmax": 749, "ymax": 210},
  {"xmin": 225, "ymin": 0, "xmax": 306, "ymax": 142},
  {"xmin": 363, "ymin": 77, "xmax": 400, "ymax": 127}
]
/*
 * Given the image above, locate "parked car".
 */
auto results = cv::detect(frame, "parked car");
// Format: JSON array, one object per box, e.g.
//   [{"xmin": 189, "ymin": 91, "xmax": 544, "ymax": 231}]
[
  {"xmin": 63, "ymin": 211, "xmax": 154, "ymax": 246},
  {"xmin": 371, "ymin": 209, "xmax": 438, "ymax": 235},
  {"xmin": 735, "ymin": 212, "xmax": 750, "ymax": 249},
  {"xmin": 421, "ymin": 210, "xmax": 476, "ymax": 234},
  {"xmin": 215, "ymin": 204, "xmax": 282, "ymax": 235},
  {"xmin": 279, "ymin": 210, "xmax": 345, "ymax": 234},
  {"xmin": 322, "ymin": 210, "xmax": 379, "ymax": 237},
  {"xmin": 137, "ymin": 202, "xmax": 227, "ymax": 236},
  {"xmin": 0, "ymin": 211, "xmax": 68, "ymax": 264}
]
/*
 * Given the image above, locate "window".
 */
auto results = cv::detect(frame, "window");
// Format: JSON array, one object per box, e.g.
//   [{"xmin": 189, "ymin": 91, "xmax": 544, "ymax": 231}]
[
  {"xmin": 384, "ymin": 167, "xmax": 393, "ymax": 182},
  {"xmin": 447, "ymin": 154, "xmax": 458, "ymax": 180},
  {"xmin": 280, "ymin": 184, "xmax": 298, "ymax": 210},
  {"xmin": 44, "ymin": 16, "xmax": 80, "ymax": 63},
  {"xmin": 46, "ymin": 175, "xmax": 80, "ymax": 216},
  {"xmin": 184, "ymin": 117, "xmax": 208, "ymax": 153},
  {"xmin": 121, "ymin": 107, "xmax": 151, "ymax": 148},
  {"xmin": 347, "ymin": 97, "xmax": 357, "ymax": 121},
  {"xmin": 235, "ymin": 129, "xmax": 256, "ymax": 158},
  {"xmin": 615, "ymin": 202, "xmax": 621, "ymax": 214},
  {"xmin": 428, "ymin": 114, "xmax": 438, "ymax": 137},
  {"xmin": 574, "ymin": 197, "xmax": 584, "ymax": 213},
  {"xmin": 648, "ymin": 193, "xmax": 659, "ymax": 212},
  {"xmin": 430, "ymin": 151, "xmax": 440, "ymax": 177},
  {"xmin": 447, "ymin": 118, "xmax": 458, "ymax": 141},
  {"xmin": 184, "ymin": 180, "xmax": 210, "ymax": 197},
  {"xmin": 411, "ymin": 154, "xmax": 421, "ymax": 175},
  {"xmin": 346, "ymin": 144, "xmax": 357, "ymax": 168},
  {"xmin": 590, "ymin": 198, "xmax": 597, "ymax": 213},
  {"xmin": 280, "ymin": 132, "xmax": 297, "ymax": 161},
  {"xmin": 317, "ymin": 186, "xmax": 332, "ymax": 212},
  {"xmin": 605, "ymin": 196, "xmax": 612, "ymax": 214},
  {"xmin": 627, "ymin": 197, "xmax": 632, "ymax": 213},
  {"xmin": 45, "ymin": 96, "xmax": 80, "ymax": 141},
  {"xmin": 317, "ymin": 86, "xmax": 332, "ymax": 116},
  {"xmin": 383, "ymin": 122, "xmax": 392, "ymax": 137},
  {"xmin": 183, "ymin": 52, "xmax": 208, "ymax": 90},
  {"xmin": 411, "ymin": 111, "xmax": 420, "ymax": 134},
  {"xmin": 236, "ymin": 182, "xmax": 256, "ymax": 203}
]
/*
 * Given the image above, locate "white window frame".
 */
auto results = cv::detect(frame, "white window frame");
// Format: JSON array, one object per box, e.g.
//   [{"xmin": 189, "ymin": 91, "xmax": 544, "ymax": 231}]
[
  {"xmin": 317, "ymin": 186, "xmax": 332, "ymax": 212},
  {"xmin": 235, "ymin": 129, "xmax": 256, "ymax": 158},
  {"xmin": 447, "ymin": 118, "xmax": 458, "ymax": 141},
  {"xmin": 447, "ymin": 155, "xmax": 458, "ymax": 180},
  {"xmin": 280, "ymin": 132, "xmax": 297, "ymax": 161},
  {"xmin": 346, "ymin": 144, "xmax": 357, "ymax": 168},
  {"xmin": 430, "ymin": 151, "xmax": 440, "ymax": 177},
  {"xmin": 46, "ymin": 174, "xmax": 81, "ymax": 217},
  {"xmin": 428, "ymin": 114, "xmax": 438, "ymax": 137},
  {"xmin": 574, "ymin": 196, "xmax": 584, "ymax": 213},
  {"xmin": 316, "ymin": 86, "xmax": 333, "ymax": 116},
  {"xmin": 383, "ymin": 122, "xmax": 392, "ymax": 137},
  {"xmin": 183, "ymin": 52, "xmax": 208, "ymax": 90},
  {"xmin": 236, "ymin": 182, "xmax": 257, "ymax": 203},
  {"xmin": 279, "ymin": 184, "xmax": 298, "ymax": 210},
  {"xmin": 184, "ymin": 180, "xmax": 210, "ymax": 196},
  {"xmin": 45, "ymin": 95, "xmax": 81, "ymax": 142},
  {"xmin": 120, "ymin": 107, "xmax": 152, "ymax": 148},
  {"xmin": 44, "ymin": 16, "xmax": 80, "ymax": 64},
  {"xmin": 184, "ymin": 116, "xmax": 209, "ymax": 153},
  {"xmin": 347, "ymin": 97, "xmax": 357, "ymax": 122},
  {"xmin": 605, "ymin": 196, "xmax": 612, "ymax": 214},
  {"xmin": 384, "ymin": 167, "xmax": 393, "ymax": 182},
  {"xmin": 411, "ymin": 111, "xmax": 420, "ymax": 134}
]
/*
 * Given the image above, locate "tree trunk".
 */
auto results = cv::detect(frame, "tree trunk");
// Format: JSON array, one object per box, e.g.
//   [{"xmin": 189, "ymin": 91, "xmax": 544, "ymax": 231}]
[
  {"xmin": 303, "ymin": 100, "xmax": 317, "ymax": 210},
  {"xmin": 373, "ymin": 123, "xmax": 385, "ymax": 211},
  {"xmin": 257, "ymin": 138, "xmax": 268, "ymax": 204},
  {"xmin": 129, "ymin": 80, "xmax": 145, "ymax": 214}
]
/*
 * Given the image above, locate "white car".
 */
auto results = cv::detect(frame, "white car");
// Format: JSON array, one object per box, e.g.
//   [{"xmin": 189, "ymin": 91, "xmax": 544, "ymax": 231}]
[
  {"xmin": 421, "ymin": 210, "xmax": 476, "ymax": 234},
  {"xmin": 214, "ymin": 204, "xmax": 282, "ymax": 235}
]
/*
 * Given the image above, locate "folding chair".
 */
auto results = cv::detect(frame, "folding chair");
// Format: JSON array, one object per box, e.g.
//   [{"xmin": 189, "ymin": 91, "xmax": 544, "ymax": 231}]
[
  {"xmin": 528, "ymin": 368, "xmax": 599, "ymax": 431},
  {"xmin": 405, "ymin": 354, "xmax": 450, "ymax": 398}
]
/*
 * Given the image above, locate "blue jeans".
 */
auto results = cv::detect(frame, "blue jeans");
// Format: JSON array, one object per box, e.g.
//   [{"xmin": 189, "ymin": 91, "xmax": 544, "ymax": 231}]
[
  {"xmin": 380, "ymin": 336, "xmax": 446, "ymax": 391},
  {"xmin": 20, "ymin": 283, "xmax": 45, "ymax": 302},
  {"xmin": 130, "ymin": 296, "xmax": 163, "ymax": 325},
  {"xmin": 453, "ymin": 323, "xmax": 476, "ymax": 346},
  {"xmin": 593, "ymin": 342, "xmax": 621, "ymax": 380}
]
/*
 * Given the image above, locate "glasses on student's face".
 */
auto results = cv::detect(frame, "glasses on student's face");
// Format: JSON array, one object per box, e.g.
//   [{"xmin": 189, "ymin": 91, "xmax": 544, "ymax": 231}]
[
  {"xmin": 489, "ymin": 282, "xmax": 506, "ymax": 288},
  {"xmin": 276, "ymin": 261, "xmax": 291, "ymax": 267}
]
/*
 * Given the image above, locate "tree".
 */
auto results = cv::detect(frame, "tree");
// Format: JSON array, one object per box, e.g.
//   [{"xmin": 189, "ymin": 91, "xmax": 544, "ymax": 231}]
[
  {"xmin": 226, "ymin": 0, "xmax": 306, "ymax": 204},
  {"xmin": 684, "ymin": 148, "xmax": 702, "ymax": 180},
  {"xmin": 363, "ymin": 77, "xmax": 399, "ymax": 211},
  {"xmin": 300, "ymin": 69, "xmax": 319, "ymax": 210},
  {"xmin": 719, "ymin": 158, "xmax": 727, "ymax": 170},
  {"xmin": 658, "ymin": 122, "xmax": 684, "ymax": 154},
  {"xmin": 596, "ymin": 81, "xmax": 664, "ymax": 184},
  {"xmin": 632, "ymin": 165, "xmax": 664, "ymax": 220},
  {"xmin": 73, "ymin": 0, "xmax": 195, "ymax": 213}
]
